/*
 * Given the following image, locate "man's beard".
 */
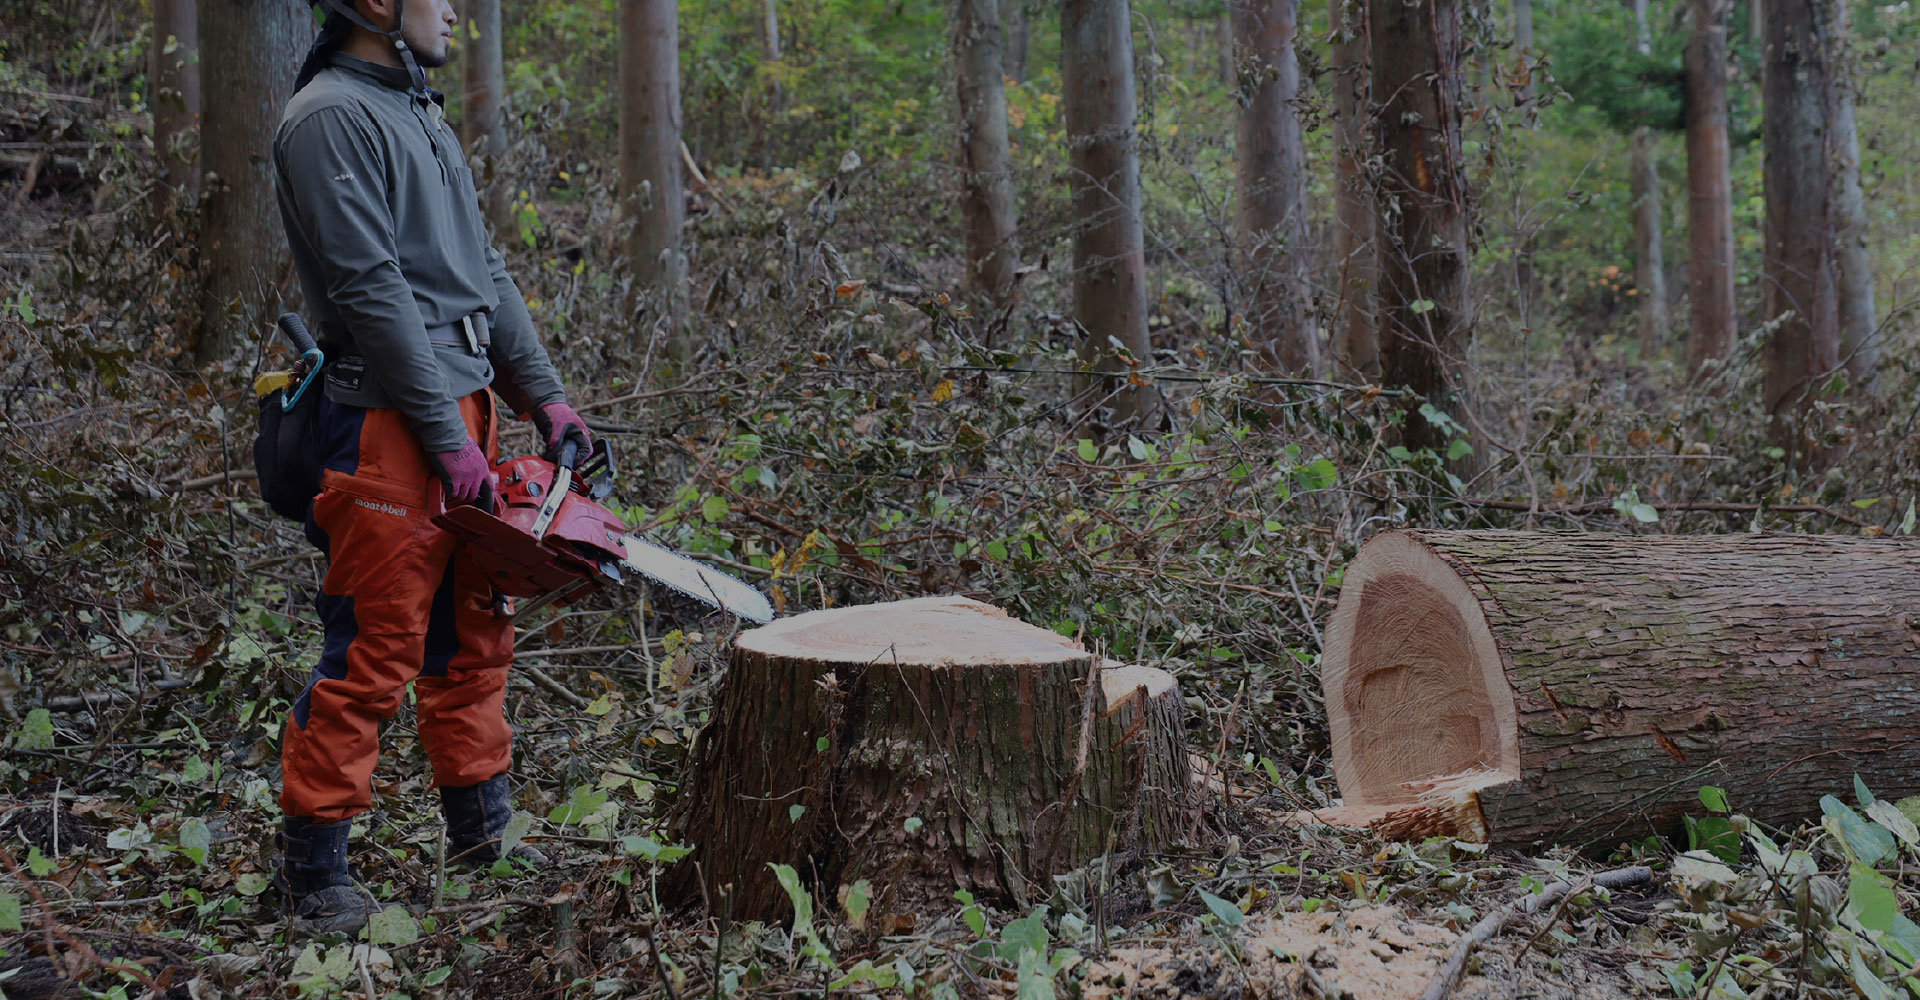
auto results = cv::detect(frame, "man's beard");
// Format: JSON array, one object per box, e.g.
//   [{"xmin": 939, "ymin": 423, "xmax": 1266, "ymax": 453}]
[{"xmin": 405, "ymin": 30, "xmax": 451, "ymax": 68}]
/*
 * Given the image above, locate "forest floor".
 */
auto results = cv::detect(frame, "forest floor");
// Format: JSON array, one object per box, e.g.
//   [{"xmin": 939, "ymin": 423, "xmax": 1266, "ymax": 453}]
[{"xmin": 4, "ymin": 78, "xmax": 1914, "ymax": 1000}]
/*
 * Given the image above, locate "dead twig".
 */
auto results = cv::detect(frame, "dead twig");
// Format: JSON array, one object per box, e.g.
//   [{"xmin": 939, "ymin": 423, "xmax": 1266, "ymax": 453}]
[{"xmin": 1418, "ymin": 865, "xmax": 1653, "ymax": 1000}]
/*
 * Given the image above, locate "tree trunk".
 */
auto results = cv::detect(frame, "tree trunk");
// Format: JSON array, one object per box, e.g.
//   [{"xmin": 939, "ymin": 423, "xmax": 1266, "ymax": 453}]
[
  {"xmin": 1513, "ymin": 0, "xmax": 1534, "ymax": 102},
  {"xmin": 1685, "ymin": 0, "xmax": 1737, "ymax": 376},
  {"xmin": 1233, "ymin": 0, "xmax": 1318, "ymax": 375},
  {"xmin": 1218, "ymin": 10, "xmax": 1236, "ymax": 89},
  {"xmin": 1630, "ymin": 0, "xmax": 1669, "ymax": 361},
  {"xmin": 1371, "ymin": 0, "xmax": 1476, "ymax": 469},
  {"xmin": 1321, "ymin": 529, "xmax": 1920, "ymax": 849},
  {"xmin": 1331, "ymin": 3, "xmax": 1377, "ymax": 378},
  {"xmin": 618, "ymin": 0, "xmax": 688, "ymax": 356},
  {"xmin": 1831, "ymin": 0, "xmax": 1878, "ymax": 392},
  {"xmin": 666, "ymin": 596, "xmax": 1194, "ymax": 920},
  {"xmin": 1761, "ymin": 0, "xmax": 1842, "ymax": 467},
  {"xmin": 460, "ymin": 0, "xmax": 511, "ymax": 234},
  {"xmin": 194, "ymin": 0, "xmax": 308, "ymax": 364},
  {"xmin": 1330, "ymin": 4, "xmax": 1378, "ymax": 379},
  {"xmin": 1063, "ymin": 0, "xmax": 1158, "ymax": 426},
  {"xmin": 150, "ymin": 0, "xmax": 200, "ymax": 213},
  {"xmin": 955, "ymin": 0, "xmax": 1020, "ymax": 307},
  {"xmin": 1002, "ymin": 0, "xmax": 1030, "ymax": 83}
]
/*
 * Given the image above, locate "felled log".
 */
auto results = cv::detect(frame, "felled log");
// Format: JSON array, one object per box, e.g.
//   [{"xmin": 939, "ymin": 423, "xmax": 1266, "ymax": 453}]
[
  {"xmin": 666, "ymin": 595, "xmax": 1193, "ymax": 919},
  {"xmin": 1319, "ymin": 529, "xmax": 1920, "ymax": 849}
]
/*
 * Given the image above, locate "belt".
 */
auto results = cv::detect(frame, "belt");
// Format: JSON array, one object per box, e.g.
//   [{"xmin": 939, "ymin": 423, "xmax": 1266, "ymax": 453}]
[
  {"xmin": 320, "ymin": 311, "xmax": 492, "ymax": 358},
  {"xmin": 425, "ymin": 312, "xmax": 491, "ymax": 356}
]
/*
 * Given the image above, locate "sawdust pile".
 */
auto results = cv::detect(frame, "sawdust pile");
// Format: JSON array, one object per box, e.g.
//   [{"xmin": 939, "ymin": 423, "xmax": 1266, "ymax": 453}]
[{"xmin": 1078, "ymin": 905, "xmax": 1474, "ymax": 999}]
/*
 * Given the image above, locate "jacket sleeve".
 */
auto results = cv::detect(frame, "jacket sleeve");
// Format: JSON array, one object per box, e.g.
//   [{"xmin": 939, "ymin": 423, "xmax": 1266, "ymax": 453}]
[
  {"xmin": 484, "ymin": 247, "xmax": 568, "ymax": 418},
  {"xmin": 275, "ymin": 106, "xmax": 469, "ymax": 453}
]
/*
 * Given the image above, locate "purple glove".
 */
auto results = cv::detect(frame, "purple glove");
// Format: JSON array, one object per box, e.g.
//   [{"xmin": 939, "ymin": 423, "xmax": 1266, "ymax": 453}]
[
  {"xmin": 534, "ymin": 401, "xmax": 591, "ymax": 464},
  {"xmin": 431, "ymin": 439, "xmax": 490, "ymax": 504}
]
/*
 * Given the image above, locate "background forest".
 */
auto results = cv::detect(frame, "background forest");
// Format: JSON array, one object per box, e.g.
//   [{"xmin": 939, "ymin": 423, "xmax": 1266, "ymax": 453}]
[{"xmin": 8, "ymin": 0, "xmax": 1920, "ymax": 997}]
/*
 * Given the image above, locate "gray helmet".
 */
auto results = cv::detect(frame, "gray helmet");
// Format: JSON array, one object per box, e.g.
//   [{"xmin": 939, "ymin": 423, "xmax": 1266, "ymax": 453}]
[{"xmin": 295, "ymin": 0, "xmax": 431, "ymax": 95}]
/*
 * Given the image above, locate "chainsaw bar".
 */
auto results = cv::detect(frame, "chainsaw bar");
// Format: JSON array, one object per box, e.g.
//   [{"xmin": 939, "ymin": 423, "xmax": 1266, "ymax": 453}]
[{"xmin": 615, "ymin": 533, "xmax": 775, "ymax": 623}]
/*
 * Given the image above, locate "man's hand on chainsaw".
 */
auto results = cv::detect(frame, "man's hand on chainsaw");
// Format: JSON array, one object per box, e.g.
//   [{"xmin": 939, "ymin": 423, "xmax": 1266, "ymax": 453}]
[
  {"xmin": 432, "ymin": 439, "xmax": 492, "ymax": 505},
  {"xmin": 535, "ymin": 401, "xmax": 592, "ymax": 465}
]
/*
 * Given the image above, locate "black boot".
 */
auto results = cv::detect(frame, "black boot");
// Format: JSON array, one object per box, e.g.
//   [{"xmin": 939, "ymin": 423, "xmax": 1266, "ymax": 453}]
[
  {"xmin": 277, "ymin": 817, "xmax": 388, "ymax": 935},
  {"xmin": 441, "ymin": 773, "xmax": 547, "ymax": 868}
]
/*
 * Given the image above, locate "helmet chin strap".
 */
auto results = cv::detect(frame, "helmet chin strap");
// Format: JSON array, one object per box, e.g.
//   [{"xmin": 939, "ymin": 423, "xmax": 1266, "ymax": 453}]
[{"xmin": 316, "ymin": 0, "xmax": 431, "ymax": 96}]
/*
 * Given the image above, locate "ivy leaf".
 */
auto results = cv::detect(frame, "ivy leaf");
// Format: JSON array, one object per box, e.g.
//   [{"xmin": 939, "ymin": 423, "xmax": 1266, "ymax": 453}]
[
  {"xmin": 26, "ymin": 846, "xmax": 54, "ymax": 877},
  {"xmin": 700, "ymin": 495, "xmax": 730, "ymax": 523},
  {"xmin": 177, "ymin": 818, "xmax": 211, "ymax": 867},
  {"xmin": 0, "ymin": 893, "xmax": 20, "ymax": 932},
  {"xmin": 1849, "ymin": 862, "xmax": 1899, "ymax": 933},
  {"xmin": 1698, "ymin": 786, "xmax": 1729, "ymax": 814},
  {"xmin": 840, "ymin": 879, "xmax": 871, "ymax": 930},
  {"xmin": 498, "ymin": 810, "xmax": 534, "ymax": 860},
  {"xmin": 1076, "ymin": 439, "xmax": 1097, "ymax": 463},
  {"xmin": 14, "ymin": 708, "xmax": 54, "ymax": 750},
  {"xmin": 234, "ymin": 873, "xmax": 271, "ymax": 897},
  {"xmin": 1824, "ymin": 795, "xmax": 1896, "ymax": 865},
  {"xmin": 366, "ymin": 907, "xmax": 420, "ymax": 947},
  {"xmin": 1197, "ymin": 888, "xmax": 1245, "ymax": 928}
]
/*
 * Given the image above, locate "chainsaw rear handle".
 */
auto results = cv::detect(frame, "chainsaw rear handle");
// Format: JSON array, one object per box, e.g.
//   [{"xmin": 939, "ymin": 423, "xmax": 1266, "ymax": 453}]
[
  {"xmin": 556, "ymin": 437, "xmax": 581, "ymax": 471},
  {"xmin": 274, "ymin": 313, "xmax": 325, "ymax": 413}
]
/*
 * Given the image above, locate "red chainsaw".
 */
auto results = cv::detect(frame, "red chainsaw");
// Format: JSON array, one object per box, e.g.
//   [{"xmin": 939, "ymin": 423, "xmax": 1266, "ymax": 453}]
[{"xmin": 433, "ymin": 439, "xmax": 774, "ymax": 624}]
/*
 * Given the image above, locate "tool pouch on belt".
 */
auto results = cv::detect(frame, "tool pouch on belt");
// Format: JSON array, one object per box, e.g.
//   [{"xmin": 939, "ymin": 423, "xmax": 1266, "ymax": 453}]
[{"xmin": 253, "ymin": 372, "xmax": 324, "ymax": 522}]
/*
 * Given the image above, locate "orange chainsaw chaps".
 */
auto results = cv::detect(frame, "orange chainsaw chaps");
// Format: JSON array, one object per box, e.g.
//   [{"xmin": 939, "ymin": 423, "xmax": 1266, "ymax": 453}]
[{"xmin": 281, "ymin": 391, "xmax": 514, "ymax": 822}]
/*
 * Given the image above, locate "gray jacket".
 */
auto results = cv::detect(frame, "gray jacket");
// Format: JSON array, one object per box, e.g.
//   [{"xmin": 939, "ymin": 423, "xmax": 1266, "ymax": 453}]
[{"xmin": 274, "ymin": 52, "xmax": 566, "ymax": 454}]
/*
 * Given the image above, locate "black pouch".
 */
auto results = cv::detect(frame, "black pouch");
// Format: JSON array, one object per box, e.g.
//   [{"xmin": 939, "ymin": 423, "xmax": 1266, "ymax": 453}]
[{"xmin": 253, "ymin": 378, "xmax": 324, "ymax": 523}]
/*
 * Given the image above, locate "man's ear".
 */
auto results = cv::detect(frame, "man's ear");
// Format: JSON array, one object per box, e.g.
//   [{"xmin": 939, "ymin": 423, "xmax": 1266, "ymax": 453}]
[{"xmin": 355, "ymin": 0, "xmax": 398, "ymax": 29}]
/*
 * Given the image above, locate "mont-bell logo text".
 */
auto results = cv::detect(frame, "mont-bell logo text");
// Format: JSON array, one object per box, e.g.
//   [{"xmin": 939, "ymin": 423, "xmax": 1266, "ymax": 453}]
[{"xmin": 353, "ymin": 497, "xmax": 409, "ymax": 518}]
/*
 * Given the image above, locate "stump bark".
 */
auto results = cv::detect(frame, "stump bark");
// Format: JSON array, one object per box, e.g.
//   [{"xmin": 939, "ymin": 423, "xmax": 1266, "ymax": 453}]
[
  {"xmin": 1320, "ymin": 529, "xmax": 1920, "ymax": 849},
  {"xmin": 667, "ymin": 596, "xmax": 1193, "ymax": 919}
]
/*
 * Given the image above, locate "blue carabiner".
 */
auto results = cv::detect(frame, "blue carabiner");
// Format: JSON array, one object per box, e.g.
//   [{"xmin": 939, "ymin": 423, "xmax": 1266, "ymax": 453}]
[{"xmin": 283, "ymin": 347, "xmax": 325, "ymax": 412}]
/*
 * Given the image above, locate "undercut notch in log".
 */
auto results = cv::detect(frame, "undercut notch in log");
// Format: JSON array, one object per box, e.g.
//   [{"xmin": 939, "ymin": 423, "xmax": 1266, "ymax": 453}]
[
  {"xmin": 1318, "ymin": 529, "xmax": 1920, "ymax": 848},
  {"xmin": 665, "ymin": 595, "xmax": 1195, "ymax": 919}
]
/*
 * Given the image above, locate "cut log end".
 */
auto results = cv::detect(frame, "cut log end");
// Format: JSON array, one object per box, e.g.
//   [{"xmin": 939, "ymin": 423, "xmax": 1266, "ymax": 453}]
[{"xmin": 1324, "ymin": 532, "xmax": 1518, "ymax": 813}]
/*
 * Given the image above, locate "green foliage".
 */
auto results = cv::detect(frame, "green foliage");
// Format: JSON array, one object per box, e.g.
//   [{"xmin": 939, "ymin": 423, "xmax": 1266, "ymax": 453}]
[{"xmin": 1547, "ymin": 3, "xmax": 1686, "ymax": 134}]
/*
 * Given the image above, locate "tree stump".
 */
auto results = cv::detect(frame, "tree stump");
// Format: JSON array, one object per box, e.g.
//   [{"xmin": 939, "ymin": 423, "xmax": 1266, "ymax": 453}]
[
  {"xmin": 666, "ymin": 595, "xmax": 1193, "ymax": 919},
  {"xmin": 1319, "ymin": 529, "xmax": 1920, "ymax": 849}
]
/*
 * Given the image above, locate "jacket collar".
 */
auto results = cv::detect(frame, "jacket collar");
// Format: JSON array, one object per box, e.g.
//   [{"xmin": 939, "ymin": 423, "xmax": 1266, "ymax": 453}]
[{"xmin": 328, "ymin": 51, "xmax": 415, "ymax": 92}]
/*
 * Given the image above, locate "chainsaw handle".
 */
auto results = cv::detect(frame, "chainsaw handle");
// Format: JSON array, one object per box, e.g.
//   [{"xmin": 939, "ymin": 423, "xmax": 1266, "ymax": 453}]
[
  {"xmin": 474, "ymin": 476, "xmax": 496, "ymax": 516},
  {"xmin": 556, "ymin": 437, "xmax": 581, "ymax": 472}
]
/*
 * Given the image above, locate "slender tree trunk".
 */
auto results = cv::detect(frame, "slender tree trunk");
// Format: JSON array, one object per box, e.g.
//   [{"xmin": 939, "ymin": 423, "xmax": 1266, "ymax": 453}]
[
  {"xmin": 955, "ymin": 0, "xmax": 1020, "ymax": 307},
  {"xmin": 1685, "ymin": 0, "xmax": 1737, "ymax": 376},
  {"xmin": 1371, "ymin": 0, "xmax": 1477, "ymax": 470},
  {"xmin": 619, "ymin": 0, "xmax": 687, "ymax": 354},
  {"xmin": 1761, "ymin": 0, "xmax": 1842, "ymax": 467},
  {"xmin": 1831, "ymin": 0, "xmax": 1878, "ymax": 392},
  {"xmin": 1750, "ymin": 0, "xmax": 1762, "ymax": 42},
  {"xmin": 150, "ymin": 0, "xmax": 200, "ymax": 213},
  {"xmin": 194, "ymin": 0, "xmax": 308, "ymax": 364},
  {"xmin": 1630, "ymin": 0, "xmax": 1669, "ymax": 360},
  {"xmin": 1233, "ymin": 0, "xmax": 1317, "ymax": 373},
  {"xmin": 1002, "ymin": 0, "xmax": 1030, "ymax": 83},
  {"xmin": 460, "ymin": 0, "xmax": 511, "ymax": 233},
  {"xmin": 1331, "ymin": 1, "xmax": 1378, "ymax": 378},
  {"xmin": 1218, "ymin": 9, "xmax": 1237, "ymax": 88},
  {"xmin": 1513, "ymin": 0, "xmax": 1534, "ymax": 101},
  {"xmin": 1063, "ymin": 0, "xmax": 1157, "ymax": 426}
]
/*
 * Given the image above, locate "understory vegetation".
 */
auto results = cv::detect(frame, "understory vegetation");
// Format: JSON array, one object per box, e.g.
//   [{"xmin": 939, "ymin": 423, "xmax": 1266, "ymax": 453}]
[{"xmin": 9, "ymin": 0, "xmax": 1920, "ymax": 997}]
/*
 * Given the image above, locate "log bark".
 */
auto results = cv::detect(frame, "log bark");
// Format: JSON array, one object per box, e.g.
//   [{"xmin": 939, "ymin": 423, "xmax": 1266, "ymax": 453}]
[
  {"xmin": 194, "ymin": 0, "xmax": 308, "ymax": 364},
  {"xmin": 1233, "ymin": 0, "xmax": 1319, "ymax": 375},
  {"xmin": 460, "ymin": 0, "xmax": 512, "ymax": 233},
  {"xmin": 1761, "ymin": 0, "xmax": 1842, "ymax": 467},
  {"xmin": 955, "ymin": 0, "xmax": 1020, "ymax": 307},
  {"xmin": 1322, "ymin": 529, "xmax": 1920, "ymax": 850},
  {"xmin": 618, "ymin": 0, "xmax": 688, "ymax": 356},
  {"xmin": 150, "ymin": 0, "xmax": 200, "ymax": 213},
  {"xmin": 1630, "ymin": 0, "xmax": 1669, "ymax": 360},
  {"xmin": 1371, "ymin": 0, "xmax": 1476, "ymax": 471},
  {"xmin": 666, "ymin": 596, "xmax": 1193, "ymax": 920},
  {"xmin": 1685, "ymin": 0, "xmax": 1737, "ymax": 376},
  {"xmin": 1063, "ymin": 0, "xmax": 1158, "ymax": 426},
  {"xmin": 1330, "ymin": 2, "xmax": 1377, "ymax": 379}
]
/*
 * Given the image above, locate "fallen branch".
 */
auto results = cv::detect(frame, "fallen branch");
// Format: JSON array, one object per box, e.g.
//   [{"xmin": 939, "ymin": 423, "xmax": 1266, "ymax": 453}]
[{"xmin": 1418, "ymin": 865, "xmax": 1652, "ymax": 1000}]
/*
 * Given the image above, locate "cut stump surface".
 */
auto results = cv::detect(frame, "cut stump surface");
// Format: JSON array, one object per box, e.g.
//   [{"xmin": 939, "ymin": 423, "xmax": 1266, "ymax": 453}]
[{"xmin": 667, "ymin": 595, "xmax": 1193, "ymax": 919}]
